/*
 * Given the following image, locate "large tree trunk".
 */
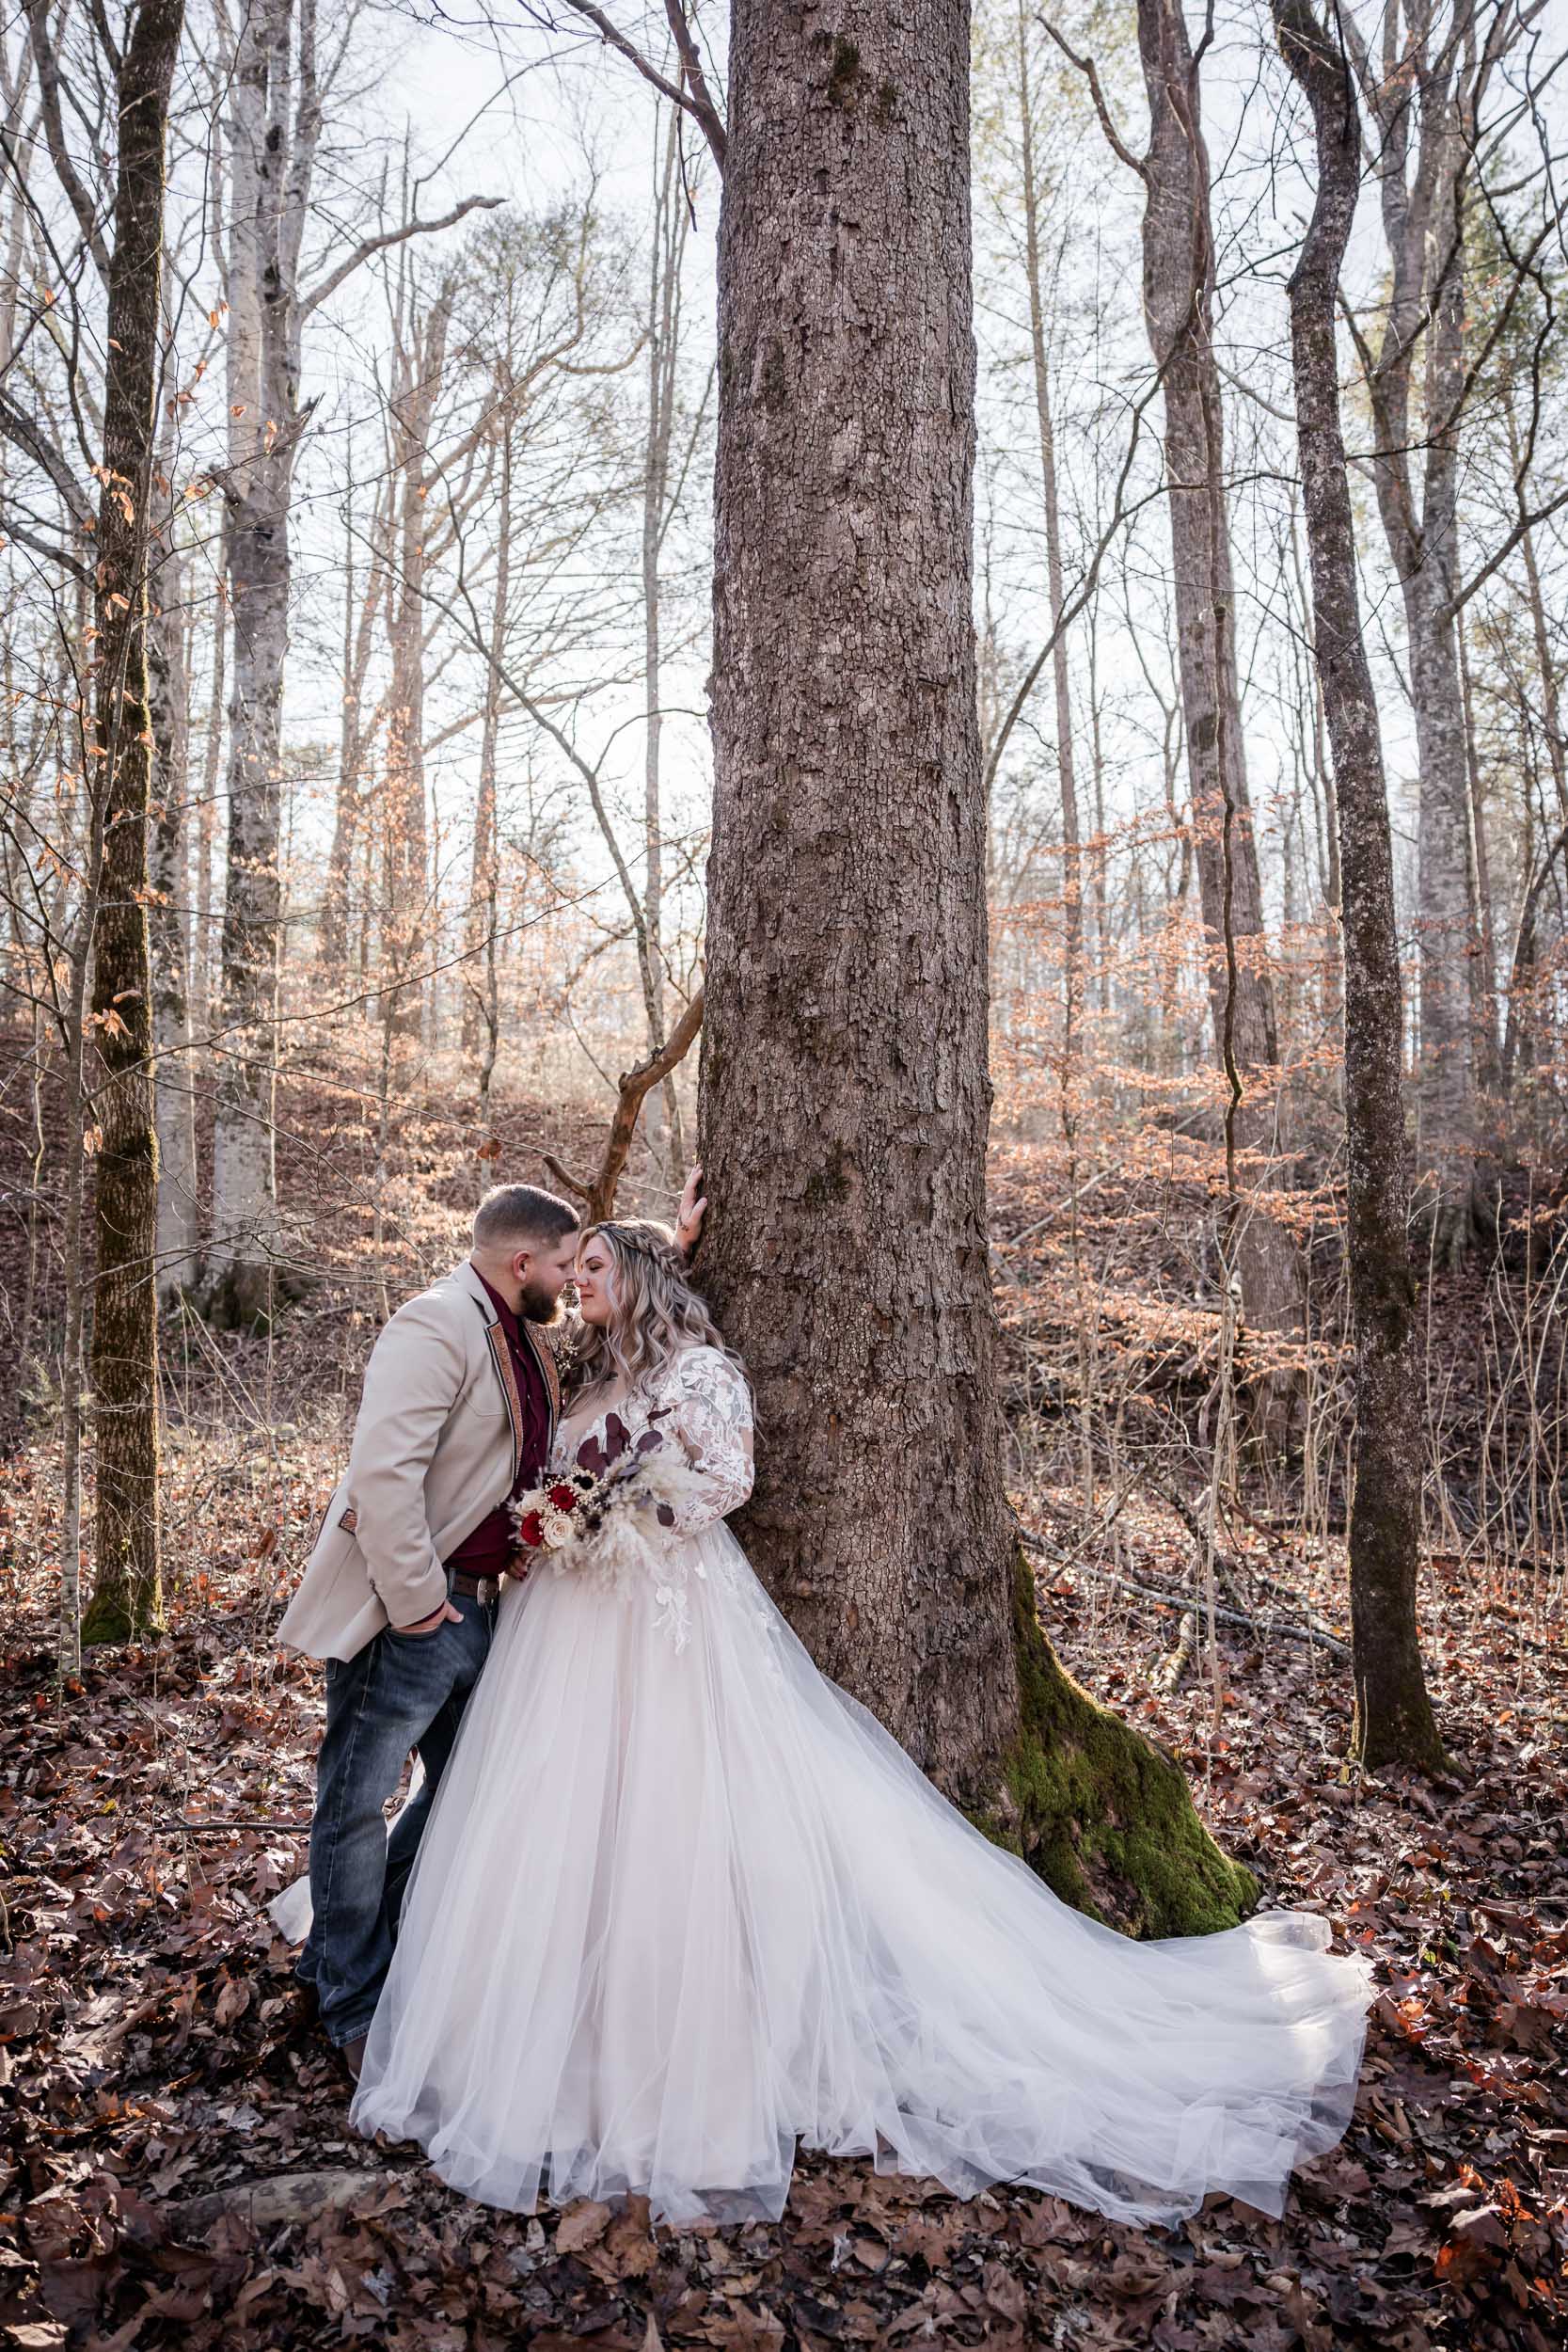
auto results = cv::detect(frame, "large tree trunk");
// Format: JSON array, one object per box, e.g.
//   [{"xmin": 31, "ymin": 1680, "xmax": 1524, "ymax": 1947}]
[
  {"xmin": 1133, "ymin": 0, "xmax": 1300, "ymax": 1341},
  {"xmin": 1274, "ymin": 0, "xmax": 1445, "ymax": 1772},
  {"xmin": 700, "ymin": 0, "xmax": 1253, "ymax": 1935},
  {"xmin": 79, "ymin": 0, "xmax": 186, "ymax": 1645}
]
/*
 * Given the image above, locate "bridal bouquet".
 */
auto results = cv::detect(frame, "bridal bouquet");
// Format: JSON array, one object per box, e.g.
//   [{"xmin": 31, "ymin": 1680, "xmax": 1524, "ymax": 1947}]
[{"xmin": 510, "ymin": 1408, "xmax": 701, "ymax": 1579}]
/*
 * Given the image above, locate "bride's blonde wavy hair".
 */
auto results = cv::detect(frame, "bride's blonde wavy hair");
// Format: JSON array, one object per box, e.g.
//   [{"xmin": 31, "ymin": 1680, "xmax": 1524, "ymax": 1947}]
[{"xmin": 569, "ymin": 1217, "xmax": 750, "ymax": 1403}]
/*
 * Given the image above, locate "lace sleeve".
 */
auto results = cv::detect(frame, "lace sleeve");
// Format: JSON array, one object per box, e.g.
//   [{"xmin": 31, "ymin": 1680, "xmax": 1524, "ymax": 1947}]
[{"xmin": 657, "ymin": 1346, "xmax": 754, "ymax": 1533}]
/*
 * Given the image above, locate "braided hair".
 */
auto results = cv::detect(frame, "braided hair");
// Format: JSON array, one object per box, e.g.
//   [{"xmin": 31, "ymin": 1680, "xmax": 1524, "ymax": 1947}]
[{"xmin": 568, "ymin": 1216, "xmax": 750, "ymax": 1404}]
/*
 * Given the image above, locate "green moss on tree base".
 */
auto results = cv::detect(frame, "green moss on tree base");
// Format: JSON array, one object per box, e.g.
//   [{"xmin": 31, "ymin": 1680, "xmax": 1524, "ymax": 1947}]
[
  {"xmin": 971, "ymin": 1549, "xmax": 1258, "ymax": 1939},
  {"xmin": 80, "ymin": 1581, "xmax": 164, "ymax": 1648}
]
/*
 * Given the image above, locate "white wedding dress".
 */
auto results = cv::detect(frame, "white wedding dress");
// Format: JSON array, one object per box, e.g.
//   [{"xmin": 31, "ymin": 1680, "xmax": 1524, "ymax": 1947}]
[{"xmin": 346, "ymin": 1343, "xmax": 1376, "ymax": 2229}]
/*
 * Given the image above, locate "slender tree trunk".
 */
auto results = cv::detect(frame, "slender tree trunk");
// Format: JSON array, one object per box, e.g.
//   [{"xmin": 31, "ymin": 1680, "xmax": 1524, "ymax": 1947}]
[
  {"xmin": 383, "ymin": 274, "xmax": 451, "ymax": 1037},
  {"xmin": 1015, "ymin": 2, "xmax": 1082, "ymax": 1096},
  {"xmin": 1274, "ymin": 0, "xmax": 1445, "ymax": 1772},
  {"xmin": 1086, "ymin": 620, "xmax": 1110, "ymax": 1018},
  {"xmin": 1500, "ymin": 392, "xmax": 1566, "ymax": 1108},
  {"xmin": 701, "ymin": 0, "xmax": 1254, "ymax": 1934},
  {"xmin": 148, "ymin": 495, "xmax": 199, "ymax": 1299},
  {"xmin": 192, "ymin": 543, "xmax": 225, "ymax": 1051},
  {"xmin": 465, "ymin": 421, "xmax": 511, "ymax": 1092},
  {"xmin": 322, "ymin": 483, "xmax": 359, "ymax": 974},
  {"xmin": 1404, "ymin": 532, "xmax": 1475, "ymax": 1236},
  {"xmin": 1354, "ymin": 9, "xmax": 1482, "ymax": 1258},
  {"xmin": 57, "ymin": 617, "xmax": 100, "ymax": 1676},
  {"xmin": 641, "ymin": 104, "xmax": 690, "ymax": 1179},
  {"xmin": 79, "ymin": 0, "xmax": 186, "ymax": 1645},
  {"xmin": 1133, "ymin": 0, "xmax": 1299, "ymax": 1341},
  {"xmin": 1508, "ymin": 394, "xmax": 1568, "ymax": 833},
  {"xmin": 208, "ymin": 0, "xmax": 316, "ymax": 1320}
]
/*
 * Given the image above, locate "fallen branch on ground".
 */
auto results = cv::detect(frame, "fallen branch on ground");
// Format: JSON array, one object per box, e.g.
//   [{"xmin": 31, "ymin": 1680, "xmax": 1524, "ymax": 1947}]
[
  {"xmin": 168, "ymin": 2169, "xmax": 392, "ymax": 2234},
  {"xmin": 1020, "ymin": 1531, "xmax": 1352, "ymax": 1656}
]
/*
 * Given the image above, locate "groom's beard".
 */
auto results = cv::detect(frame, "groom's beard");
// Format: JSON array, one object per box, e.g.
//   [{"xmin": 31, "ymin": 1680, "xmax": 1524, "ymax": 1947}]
[{"xmin": 518, "ymin": 1278, "xmax": 566, "ymax": 1327}]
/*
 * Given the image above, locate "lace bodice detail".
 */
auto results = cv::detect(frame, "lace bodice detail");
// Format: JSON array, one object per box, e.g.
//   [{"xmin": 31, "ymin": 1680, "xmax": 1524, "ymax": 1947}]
[{"xmin": 551, "ymin": 1344, "xmax": 754, "ymax": 1535}]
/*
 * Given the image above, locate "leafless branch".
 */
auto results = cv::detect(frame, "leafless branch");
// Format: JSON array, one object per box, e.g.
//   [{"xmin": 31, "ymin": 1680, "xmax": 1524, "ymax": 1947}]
[
  {"xmin": 1035, "ymin": 12, "xmax": 1149, "ymax": 183},
  {"xmin": 301, "ymin": 194, "xmax": 507, "ymax": 321}
]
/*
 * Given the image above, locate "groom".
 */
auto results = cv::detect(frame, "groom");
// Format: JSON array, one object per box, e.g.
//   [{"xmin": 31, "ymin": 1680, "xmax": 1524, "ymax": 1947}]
[{"xmin": 277, "ymin": 1168, "xmax": 706, "ymax": 2078}]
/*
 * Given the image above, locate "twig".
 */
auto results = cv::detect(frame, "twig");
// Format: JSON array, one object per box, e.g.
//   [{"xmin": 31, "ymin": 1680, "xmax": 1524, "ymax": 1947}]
[
  {"xmin": 1021, "ymin": 1532, "xmax": 1351, "ymax": 1655},
  {"xmin": 544, "ymin": 988, "xmax": 705, "ymax": 1221},
  {"xmin": 164, "ymin": 1815, "xmax": 311, "ymax": 1833}
]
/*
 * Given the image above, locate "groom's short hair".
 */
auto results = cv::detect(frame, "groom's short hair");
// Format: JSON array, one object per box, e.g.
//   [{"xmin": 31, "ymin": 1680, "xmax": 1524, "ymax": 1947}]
[{"xmin": 473, "ymin": 1183, "xmax": 580, "ymax": 1253}]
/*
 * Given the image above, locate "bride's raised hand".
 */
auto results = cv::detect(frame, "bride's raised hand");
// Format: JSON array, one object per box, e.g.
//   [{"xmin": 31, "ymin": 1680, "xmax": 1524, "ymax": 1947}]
[{"xmin": 675, "ymin": 1163, "xmax": 707, "ymax": 1260}]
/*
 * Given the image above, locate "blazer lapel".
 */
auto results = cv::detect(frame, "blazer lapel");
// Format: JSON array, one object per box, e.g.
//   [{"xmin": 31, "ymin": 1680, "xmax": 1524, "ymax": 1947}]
[
  {"xmin": 484, "ymin": 1317, "xmax": 524, "ymax": 1485},
  {"xmin": 452, "ymin": 1260, "xmax": 524, "ymax": 1485},
  {"xmin": 523, "ymin": 1318, "xmax": 562, "ymax": 1438},
  {"xmin": 451, "ymin": 1258, "xmax": 562, "ymax": 1470}
]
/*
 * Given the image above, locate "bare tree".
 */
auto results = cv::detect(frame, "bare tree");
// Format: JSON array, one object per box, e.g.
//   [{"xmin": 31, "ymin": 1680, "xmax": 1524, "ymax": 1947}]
[
  {"xmin": 10, "ymin": 0, "xmax": 187, "ymax": 1645},
  {"xmin": 148, "ymin": 459, "xmax": 199, "ymax": 1299},
  {"xmin": 1273, "ymin": 0, "xmax": 1446, "ymax": 1772},
  {"xmin": 1340, "ymin": 0, "xmax": 1544, "ymax": 1253},
  {"xmin": 1012, "ymin": 2, "xmax": 1085, "ymax": 1095},
  {"xmin": 1045, "ymin": 0, "xmax": 1300, "ymax": 1342},
  {"xmin": 204, "ymin": 0, "xmax": 499, "ymax": 1319}
]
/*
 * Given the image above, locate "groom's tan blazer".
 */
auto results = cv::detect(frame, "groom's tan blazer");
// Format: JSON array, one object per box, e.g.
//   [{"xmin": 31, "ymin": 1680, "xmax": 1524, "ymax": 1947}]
[{"xmin": 277, "ymin": 1259, "xmax": 563, "ymax": 1662}]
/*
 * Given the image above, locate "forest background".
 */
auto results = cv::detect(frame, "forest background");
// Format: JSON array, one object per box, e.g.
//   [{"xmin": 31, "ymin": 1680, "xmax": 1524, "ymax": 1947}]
[{"xmin": 2, "ymin": 1, "xmax": 1568, "ymax": 2347}]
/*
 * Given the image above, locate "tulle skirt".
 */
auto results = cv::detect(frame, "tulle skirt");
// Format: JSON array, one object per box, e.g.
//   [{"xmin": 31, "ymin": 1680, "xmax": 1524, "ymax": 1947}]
[{"xmin": 348, "ymin": 1522, "xmax": 1377, "ymax": 2229}]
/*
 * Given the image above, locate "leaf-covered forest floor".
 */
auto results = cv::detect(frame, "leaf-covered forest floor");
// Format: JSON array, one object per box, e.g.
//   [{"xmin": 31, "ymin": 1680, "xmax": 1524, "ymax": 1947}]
[
  {"xmin": 2, "ymin": 1073, "xmax": 1567, "ymax": 2350},
  {"xmin": 3, "ymin": 1445, "xmax": 1565, "ymax": 2352}
]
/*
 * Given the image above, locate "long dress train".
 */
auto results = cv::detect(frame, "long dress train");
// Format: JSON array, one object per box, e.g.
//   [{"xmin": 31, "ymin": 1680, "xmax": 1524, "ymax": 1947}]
[{"xmin": 347, "ymin": 1343, "xmax": 1377, "ymax": 2229}]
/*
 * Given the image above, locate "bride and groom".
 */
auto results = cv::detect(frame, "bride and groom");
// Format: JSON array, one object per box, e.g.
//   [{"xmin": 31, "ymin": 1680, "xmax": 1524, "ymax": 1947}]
[{"xmin": 275, "ymin": 1173, "xmax": 1375, "ymax": 2230}]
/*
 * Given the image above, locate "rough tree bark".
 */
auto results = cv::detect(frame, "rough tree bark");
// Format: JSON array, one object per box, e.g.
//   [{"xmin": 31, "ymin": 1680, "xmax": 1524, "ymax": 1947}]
[
  {"xmin": 1273, "ymin": 0, "xmax": 1446, "ymax": 1772},
  {"xmin": 699, "ymin": 0, "xmax": 1253, "ymax": 1933},
  {"xmin": 77, "ymin": 0, "xmax": 187, "ymax": 1644}
]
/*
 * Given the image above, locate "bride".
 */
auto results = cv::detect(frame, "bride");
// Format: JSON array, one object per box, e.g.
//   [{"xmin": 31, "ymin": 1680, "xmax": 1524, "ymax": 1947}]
[{"xmin": 345, "ymin": 1218, "xmax": 1376, "ymax": 2230}]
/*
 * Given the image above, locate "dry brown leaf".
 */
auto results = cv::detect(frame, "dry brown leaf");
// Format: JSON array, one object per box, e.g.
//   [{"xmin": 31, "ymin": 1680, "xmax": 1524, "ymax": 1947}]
[{"xmin": 553, "ymin": 2197, "xmax": 613, "ymax": 2254}]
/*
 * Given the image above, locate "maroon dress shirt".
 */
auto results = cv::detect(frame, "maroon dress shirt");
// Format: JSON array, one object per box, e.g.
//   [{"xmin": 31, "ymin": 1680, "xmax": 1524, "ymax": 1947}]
[{"xmin": 443, "ymin": 1271, "xmax": 553, "ymax": 1575}]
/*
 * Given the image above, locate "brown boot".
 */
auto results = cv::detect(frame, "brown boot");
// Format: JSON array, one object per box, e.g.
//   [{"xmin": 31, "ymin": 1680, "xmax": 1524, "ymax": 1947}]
[{"xmin": 341, "ymin": 2033, "xmax": 368, "ymax": 2084}]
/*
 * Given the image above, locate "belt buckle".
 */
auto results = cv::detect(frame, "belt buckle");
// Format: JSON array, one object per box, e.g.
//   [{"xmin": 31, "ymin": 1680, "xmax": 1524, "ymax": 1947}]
[{"xmin": 477, "ymin": 1575, "xmax": 499, "ymax": 1608}]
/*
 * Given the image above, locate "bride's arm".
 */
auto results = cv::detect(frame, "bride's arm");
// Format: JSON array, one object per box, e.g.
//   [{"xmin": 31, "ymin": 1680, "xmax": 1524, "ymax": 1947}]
[{"xmin": 655, "ymin": 1348, "xmax": 754, "ymax": 1533}]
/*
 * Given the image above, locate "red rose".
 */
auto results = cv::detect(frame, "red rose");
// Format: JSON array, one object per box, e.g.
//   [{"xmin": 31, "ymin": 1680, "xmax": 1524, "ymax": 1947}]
[
  {"xmin": 516, "ymin": 1510, "xmax": 545, "ymax": 1549},
  {"xmin": 547, "ymin": 1484, "xmax": 578, "ymax": 1513}
]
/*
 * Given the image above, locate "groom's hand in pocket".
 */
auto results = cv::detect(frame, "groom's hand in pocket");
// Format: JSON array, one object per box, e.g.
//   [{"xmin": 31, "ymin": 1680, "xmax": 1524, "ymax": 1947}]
[{"xmin": 395, "ymin": 1598, "xmax": 463, "ymax": 1636}]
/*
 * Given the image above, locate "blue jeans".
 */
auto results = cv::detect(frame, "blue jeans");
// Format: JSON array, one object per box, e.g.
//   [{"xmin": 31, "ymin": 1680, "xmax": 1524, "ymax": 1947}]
[{"xmin": 297, "ymin": 1589, "xmax": 496, "ymax": 2045}]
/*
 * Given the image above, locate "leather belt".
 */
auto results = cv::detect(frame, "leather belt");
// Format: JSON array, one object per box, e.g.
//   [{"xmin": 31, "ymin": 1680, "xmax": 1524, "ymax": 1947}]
[{"xmin": 450, "ymin": 1570, "xmax": 503, "ymax": 1605}]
